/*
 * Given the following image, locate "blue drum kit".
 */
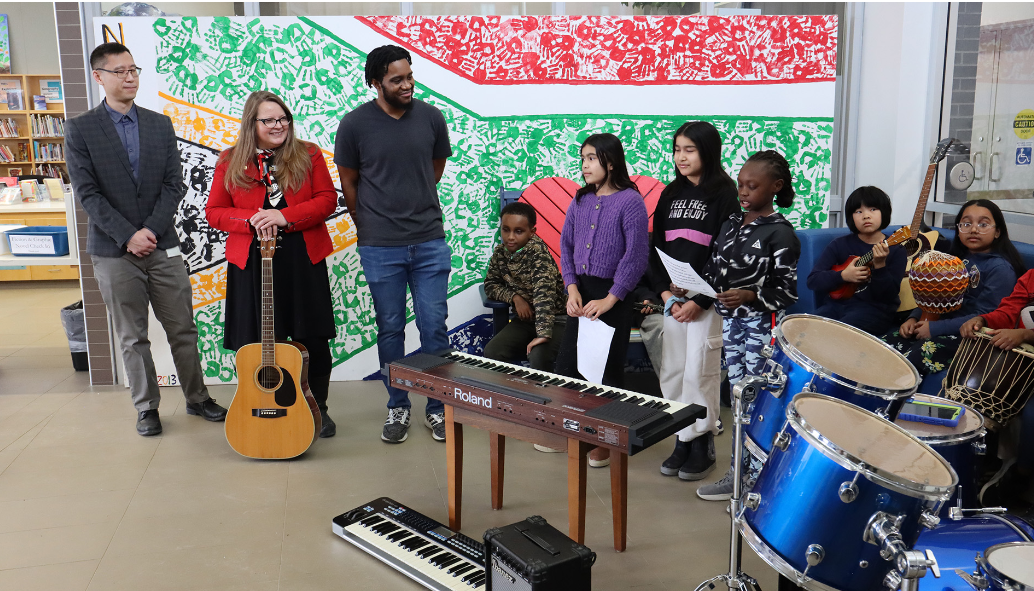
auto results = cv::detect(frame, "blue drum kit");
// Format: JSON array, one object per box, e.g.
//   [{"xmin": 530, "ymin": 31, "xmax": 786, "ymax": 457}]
[{"xmin": 694, "ymin": 314, "xmax": 1034, "ymax": 591}]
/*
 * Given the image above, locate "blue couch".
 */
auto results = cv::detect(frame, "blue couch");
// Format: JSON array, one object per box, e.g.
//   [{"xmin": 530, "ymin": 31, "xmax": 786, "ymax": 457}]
[{"xmin": 791, "ymin": 227, "xmax": 1034, "ymax": 394}]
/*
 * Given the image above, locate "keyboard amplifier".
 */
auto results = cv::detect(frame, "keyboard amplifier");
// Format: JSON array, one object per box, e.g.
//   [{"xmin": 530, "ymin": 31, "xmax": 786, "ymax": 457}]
[{"xmin": 483, "ymin": 516, "xmax": 595, "ymax": 591}]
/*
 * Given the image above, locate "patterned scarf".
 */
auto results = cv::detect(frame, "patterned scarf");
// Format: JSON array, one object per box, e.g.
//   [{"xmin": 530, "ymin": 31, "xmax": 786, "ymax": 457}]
[{"xmin": 256, "ymin": 149, "xmax": 283, "ymax": 207}]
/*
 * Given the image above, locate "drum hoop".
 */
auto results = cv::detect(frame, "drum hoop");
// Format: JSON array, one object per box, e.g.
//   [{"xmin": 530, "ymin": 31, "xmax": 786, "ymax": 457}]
[
  {"xmin": 919, "ymin": 427, "xmax": 986, "ymax": 447},
  {"xmin": 776, "ymin": 315, "xmax": 921, "ymax": 399},
  {"xmin": 737, "ymin": 519, "xmax": 843, "ymax": 591},
  {"xmin": 788, "ymin": 393, "xmax": 958, "ymax": 500},
  {"xmin": 744, "ymin": 434, "xmax": 769, "ymax": 463},
  {"xmin": 978, "ymin": 542, "xmax": 1034, "ymax": 590}
]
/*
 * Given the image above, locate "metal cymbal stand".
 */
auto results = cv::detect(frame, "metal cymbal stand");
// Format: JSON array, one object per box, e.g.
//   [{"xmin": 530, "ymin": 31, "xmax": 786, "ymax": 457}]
[{"xmin": 693, "ymin": 376, "xmax": 767, "ymax": 591}]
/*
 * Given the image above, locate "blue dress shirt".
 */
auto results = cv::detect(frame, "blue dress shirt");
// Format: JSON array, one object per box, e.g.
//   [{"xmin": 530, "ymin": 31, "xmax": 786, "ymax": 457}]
[{"xmin": 102, "ymin": 99, "xmax": 140, "ymax": 180}]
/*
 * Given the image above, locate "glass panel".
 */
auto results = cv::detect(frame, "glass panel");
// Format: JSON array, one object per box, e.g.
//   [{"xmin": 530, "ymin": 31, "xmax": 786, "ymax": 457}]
[
  {"xmin": 944, "ymin": 3, "xmax": 1034, "ymax": 218},
  {"xmin": 282, "ymin": 3, "xmax": 403, "ymax": 16}
]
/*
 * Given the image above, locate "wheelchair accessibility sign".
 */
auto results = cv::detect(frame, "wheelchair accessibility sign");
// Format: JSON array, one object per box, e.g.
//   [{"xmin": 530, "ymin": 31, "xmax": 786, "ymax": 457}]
[{"xmin": 1017, "ymin": 142, "xmax": 1032, "ymax": 166}]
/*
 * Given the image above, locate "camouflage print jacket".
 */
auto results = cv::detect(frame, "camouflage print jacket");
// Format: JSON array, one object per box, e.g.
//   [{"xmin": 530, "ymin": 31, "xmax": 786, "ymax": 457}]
[{"xmin": 484, "ymin": 235, "xmax": 567, "ymax": 338}]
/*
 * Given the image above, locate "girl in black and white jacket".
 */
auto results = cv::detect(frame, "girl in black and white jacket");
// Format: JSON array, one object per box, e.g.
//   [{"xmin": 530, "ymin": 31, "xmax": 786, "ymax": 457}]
[{"xmin": 696, "ymin": 150, "xmax": 801, "ymax": 502}]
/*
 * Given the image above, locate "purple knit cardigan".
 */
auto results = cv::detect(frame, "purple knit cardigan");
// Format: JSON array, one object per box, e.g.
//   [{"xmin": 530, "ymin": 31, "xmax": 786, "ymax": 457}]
[{"xmin": 560, "ymin": 187, "xmax": 649, "ymax": 300}]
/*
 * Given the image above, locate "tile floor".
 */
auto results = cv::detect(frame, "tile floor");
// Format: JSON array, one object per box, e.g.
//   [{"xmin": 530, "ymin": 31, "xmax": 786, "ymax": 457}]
[{"xmin": 0, "ymin": 281, "xmax": 780, "ymax": 591}]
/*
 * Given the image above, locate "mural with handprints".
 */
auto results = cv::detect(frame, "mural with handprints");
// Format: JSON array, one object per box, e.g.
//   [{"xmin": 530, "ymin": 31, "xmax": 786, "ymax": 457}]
[{"xmin": 97, "ymin": 15, "xmax": 835, "ymax": 382}]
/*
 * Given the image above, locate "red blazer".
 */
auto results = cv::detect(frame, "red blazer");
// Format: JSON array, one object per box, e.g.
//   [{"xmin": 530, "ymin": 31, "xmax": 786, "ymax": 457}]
[{"xmin": 207, "ymin": 143, "xmax": 337, "ymax": 270}]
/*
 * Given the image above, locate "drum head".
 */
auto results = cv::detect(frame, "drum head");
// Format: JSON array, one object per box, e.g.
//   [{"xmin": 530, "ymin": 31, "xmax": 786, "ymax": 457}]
[
  {"xmin": 895, "ymin": 394, "xmax": 984, "ymax": 440},
  {"xmin": 780, "ymin": 316, "xmax": 918, "ymax": 392},
  {"xmin": 795, "ymin": 395, "xmax": 955, "ymax": 488},
  {"xmin": 987, "ymin": 543, "xmax": 1034, "ymax": 585}
]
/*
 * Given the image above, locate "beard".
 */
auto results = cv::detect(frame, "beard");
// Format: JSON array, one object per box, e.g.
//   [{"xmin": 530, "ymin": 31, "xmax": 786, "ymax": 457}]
[{"xmin": 383, "ymin": 91, "xmax": 413, "ymax": 110}]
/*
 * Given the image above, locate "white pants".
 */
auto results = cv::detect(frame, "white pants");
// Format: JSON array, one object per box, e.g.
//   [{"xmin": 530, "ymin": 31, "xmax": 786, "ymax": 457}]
[{"xmin": 660, "ymin": 306, "xmax": 723, "ymax": 442}]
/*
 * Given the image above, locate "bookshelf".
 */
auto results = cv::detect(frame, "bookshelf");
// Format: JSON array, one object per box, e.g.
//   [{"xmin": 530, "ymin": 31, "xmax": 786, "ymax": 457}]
[
  {"xmin": 0, "ymin": 74, "xmax": 67, "ymax": 181},
  {"xmin": 0, "ymin": 74, "xmax": 76, "ymax": 281}
]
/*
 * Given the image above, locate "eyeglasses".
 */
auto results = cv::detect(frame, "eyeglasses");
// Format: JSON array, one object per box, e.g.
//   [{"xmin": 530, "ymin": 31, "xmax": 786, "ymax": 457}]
[
  {"xmin": 257, "ymin": 116, "xmax": 292, "ymax": 128},
  {"xmin": 958, "ymin": 221, "xmax": 996, "ymax": 233},
  {"xmin": 95, "ymin": 67, "xmax": 143, "ymax": 79}
]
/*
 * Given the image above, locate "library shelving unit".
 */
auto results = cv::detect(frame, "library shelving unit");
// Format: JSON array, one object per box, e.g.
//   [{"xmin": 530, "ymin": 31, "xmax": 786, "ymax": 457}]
[
  {"xmin": 0, "ymin": 73, "xmax": 77, "ymax": 281},
  {"xmin": 0, "ymin": 74, "xmax": 67, "ymax": 181}
]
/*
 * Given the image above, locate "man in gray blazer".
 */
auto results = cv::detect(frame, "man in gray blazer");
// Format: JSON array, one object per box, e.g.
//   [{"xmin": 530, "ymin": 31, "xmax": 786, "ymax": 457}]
[{"xmin": 66, "ymin": 42, "xmax": 226, "ymax": 436}]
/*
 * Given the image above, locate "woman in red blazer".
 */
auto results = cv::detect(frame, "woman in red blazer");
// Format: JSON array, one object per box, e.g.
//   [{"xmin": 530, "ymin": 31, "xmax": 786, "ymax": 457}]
[{"xmin": 207, "ymin": 90, "xmax": 338, "ymax": 438}]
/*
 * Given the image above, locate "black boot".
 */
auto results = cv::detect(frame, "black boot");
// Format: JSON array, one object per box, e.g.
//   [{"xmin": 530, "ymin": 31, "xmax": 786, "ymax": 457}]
[
  {"xmin": 309, "ymin": 373, "xmax": 335, "ymax": 438},
  {"xmin": 678, "ymin": 432, "xmax": 716, "ymax": 481},
  {"xmin": 660, "ymin": 439, "xmax": 691, "ymax": 476}
]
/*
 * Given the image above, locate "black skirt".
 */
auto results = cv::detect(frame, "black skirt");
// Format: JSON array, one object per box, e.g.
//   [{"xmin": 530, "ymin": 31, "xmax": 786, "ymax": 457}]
[{"xmin": 223, "ymin": 229, "xmax": 336, "ymax": 352}]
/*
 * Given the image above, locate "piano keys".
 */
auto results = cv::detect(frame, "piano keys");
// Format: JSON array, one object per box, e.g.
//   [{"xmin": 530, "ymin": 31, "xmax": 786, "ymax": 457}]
[
  {"xmin": 333, "ymin": 497, "xmax": 487, "ymax": 590},
  {"xmin": 387, "ymin": 350, "xmax": 705, "ymax": 455}
]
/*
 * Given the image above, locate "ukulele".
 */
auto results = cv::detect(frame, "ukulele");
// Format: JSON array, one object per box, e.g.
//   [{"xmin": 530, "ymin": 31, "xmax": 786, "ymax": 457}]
[
  {"xmin": 828, "ymin": 226, "xmax": 913, "ymax": 300},
  {"xmin": 225, "ymin": 237, "xmax": 321, "ymax": 459},
  {"xmin": 897, "ymin": 138, "xmax": 960, "ymax": 311}
]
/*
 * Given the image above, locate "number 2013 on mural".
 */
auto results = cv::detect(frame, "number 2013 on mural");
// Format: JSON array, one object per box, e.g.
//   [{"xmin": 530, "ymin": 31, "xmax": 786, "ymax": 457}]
[{"xmin": 157, "ymin": 374, "xmax": 179, "ymax": 387}]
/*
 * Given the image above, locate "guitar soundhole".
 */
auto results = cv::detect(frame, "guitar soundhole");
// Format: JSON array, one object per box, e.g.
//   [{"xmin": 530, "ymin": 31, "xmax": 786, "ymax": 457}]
[{"xmin": 257, "ymin": 365, "xmax": 282, "ymax": 391}]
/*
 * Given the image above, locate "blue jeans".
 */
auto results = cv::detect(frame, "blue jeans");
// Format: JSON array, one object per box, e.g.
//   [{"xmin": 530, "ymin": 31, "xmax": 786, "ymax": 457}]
[{"xmin": 358, "ymin": 238, "xmax": 451, "ymax": 414}]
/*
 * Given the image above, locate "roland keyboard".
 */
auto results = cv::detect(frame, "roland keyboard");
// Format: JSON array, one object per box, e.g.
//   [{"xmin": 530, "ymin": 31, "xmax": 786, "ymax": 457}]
[
  {"xmin": 387, "ymin": 350, "xmax": 706, "ymax": 455},
  {"xmin": 332, "ymin": 497, "xmax": 486, "ymax": 590}
]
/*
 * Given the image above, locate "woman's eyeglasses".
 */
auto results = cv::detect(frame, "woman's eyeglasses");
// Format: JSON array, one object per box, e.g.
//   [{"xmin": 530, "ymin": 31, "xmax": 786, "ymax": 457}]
[
  {"xmin": 257, "ymin": 117, "xmax": 292, "ymax": 128},
  {"xmin": 957, "ymin": 222, "xmax": 996, "ymax": 233}
]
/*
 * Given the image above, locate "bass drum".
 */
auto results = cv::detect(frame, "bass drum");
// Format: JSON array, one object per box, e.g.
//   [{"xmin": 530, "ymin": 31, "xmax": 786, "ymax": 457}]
[{"xmin": 913, "ymin": 514, "xmax": 1034, "ymax": 590}]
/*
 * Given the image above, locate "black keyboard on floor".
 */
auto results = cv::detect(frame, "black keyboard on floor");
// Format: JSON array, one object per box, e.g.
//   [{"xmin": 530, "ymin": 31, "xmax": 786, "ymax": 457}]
[{"xmin": 332, "ymin": 497, "xmax": 486, "ymax": 590}]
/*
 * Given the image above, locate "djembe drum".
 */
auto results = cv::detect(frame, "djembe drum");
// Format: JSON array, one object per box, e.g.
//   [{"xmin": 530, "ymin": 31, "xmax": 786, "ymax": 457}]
[
  {"xmin": 909, "ymin": 250, "xmax": 969, "ymax": 320},
  {"xmin": 942, "ymin": 328, "xmax": 1034, "ymax": 429}
]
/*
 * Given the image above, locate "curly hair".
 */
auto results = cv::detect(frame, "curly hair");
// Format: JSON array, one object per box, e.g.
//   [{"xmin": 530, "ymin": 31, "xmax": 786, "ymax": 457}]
[
  {"xmin": 365, "ymin": 45, "xmax": 412, "ymax": 88},
  {"xmin": 746, "ymin": 150, "xmax": 795, "ymax": 208}
]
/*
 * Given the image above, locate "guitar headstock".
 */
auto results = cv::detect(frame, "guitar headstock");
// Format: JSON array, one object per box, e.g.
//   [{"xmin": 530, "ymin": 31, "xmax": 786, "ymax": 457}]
[
  {"xmin": 886, "ymin": 226, "xmax": 912, "ymax": 247},
  {"xmin": 929, "ymin": 138, "xmax": 959, "ymax": 164},
  {"xmin": 259, "ymin": 237, "xmax": 277, "ymax": 259}
]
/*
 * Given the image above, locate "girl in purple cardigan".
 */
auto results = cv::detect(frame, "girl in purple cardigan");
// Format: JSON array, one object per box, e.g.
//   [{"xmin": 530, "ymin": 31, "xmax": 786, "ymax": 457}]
[{"xmin": 555, "ymin": 133, "xmax": 649, "ymax": 468}]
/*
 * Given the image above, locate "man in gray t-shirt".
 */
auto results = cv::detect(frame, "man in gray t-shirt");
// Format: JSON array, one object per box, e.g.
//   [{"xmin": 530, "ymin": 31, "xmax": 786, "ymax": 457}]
[{"xmin": 335, "ymin": 45, "xmax": 453, "ymax": 445}]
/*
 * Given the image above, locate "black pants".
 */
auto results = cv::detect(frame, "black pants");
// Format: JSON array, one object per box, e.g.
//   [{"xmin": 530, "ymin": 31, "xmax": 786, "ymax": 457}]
[{"xmin": 554, "ymin": 275, "xmax": 633, "ymax": 388}]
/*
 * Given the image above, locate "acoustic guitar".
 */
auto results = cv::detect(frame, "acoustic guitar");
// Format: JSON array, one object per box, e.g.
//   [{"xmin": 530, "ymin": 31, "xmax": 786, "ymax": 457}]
[
  {"xmin": 828, "ymin": 226, "xmax": 913, "ymax": 300},
  {"xmin": 225, "ymin": 237, "xmax": 321, "ymax": 459},
  {"xmin": 896, "ymin": 138, "xmax": 959, "ymax": 312}
]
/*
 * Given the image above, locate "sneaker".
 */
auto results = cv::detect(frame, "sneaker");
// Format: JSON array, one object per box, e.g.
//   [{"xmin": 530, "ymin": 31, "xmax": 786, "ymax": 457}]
[
  {"xmin": 381, "ymin": 408, "xmax": 411, "ymax": 443},
  {"xmin": 660, "ymin": 439, "xmax": 691, "ymax": 476},
  {"xmin": 678, "ymin": 432, "xmax": 716, "ymax": 481},
  {"xmin": 716, "ymin": 418, "xmax": 724, "ymax": 435},
  {"xmin": 696, "ymin": 467, "xmax": 734, "ymax": 501},
  {"xmin": 424, "ymin": 412, "xmax": 446, "ymax": 442},
  {"xmin": 588, "ymin": 447, "xmax": 610, "ymax": 468},
  {"xmin": 534, "ymin": 444, "xmax": 564, "ymax": 453}
]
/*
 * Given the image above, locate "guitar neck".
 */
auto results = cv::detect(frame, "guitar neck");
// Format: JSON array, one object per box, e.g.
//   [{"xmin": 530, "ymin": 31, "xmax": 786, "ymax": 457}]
[
  {"xmin": 261, "ymin": 257, "xmax": 275, "ymax": 366},
  {"xmin": 910, "ymin": 163, "xmax": 937, "ymax": 235},
  {"xmin": 853, "ymin": 250, "xmax": 875, "ymax": 268}
]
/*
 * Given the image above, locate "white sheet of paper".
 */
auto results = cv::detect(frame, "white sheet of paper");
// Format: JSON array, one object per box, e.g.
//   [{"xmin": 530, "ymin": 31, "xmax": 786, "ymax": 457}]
[
  {"xmin": 655, "ymin": 247, "xmax": 717, "ymax": 297},
  {"xmin": 577, "ymin": 316, "xmax": 615, "ymax": 384}
]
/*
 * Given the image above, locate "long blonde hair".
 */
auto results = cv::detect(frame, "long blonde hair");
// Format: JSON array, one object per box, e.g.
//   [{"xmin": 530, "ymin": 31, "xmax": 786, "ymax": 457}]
[{"xmin": 222, "ymin": 91, "xmax": 311, "ymax": 193}]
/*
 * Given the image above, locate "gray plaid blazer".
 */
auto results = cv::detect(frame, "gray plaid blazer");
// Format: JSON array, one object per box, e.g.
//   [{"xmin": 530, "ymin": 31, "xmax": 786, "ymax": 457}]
[{"xmin": 66, "ymin": 102, "xmax": 186, "ymax": 257}]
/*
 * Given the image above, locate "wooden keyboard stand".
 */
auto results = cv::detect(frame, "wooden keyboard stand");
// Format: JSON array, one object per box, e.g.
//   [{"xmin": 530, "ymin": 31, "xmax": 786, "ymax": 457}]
[{"xmin": 445, "ymin": 404, "xmax": 628, "ymax": 552}]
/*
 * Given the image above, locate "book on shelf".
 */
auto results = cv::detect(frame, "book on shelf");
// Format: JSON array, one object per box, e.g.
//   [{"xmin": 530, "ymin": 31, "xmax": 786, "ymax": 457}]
[
  {"xmin": 0, "ymin": 118, "xmax": 19, "ymax": 137},
  {"xmin": 4, "ymin": 90, "xmax": 24, "ymax": 111},
  {"xmin": 7, "ymin": 168, "xmax": 22, "ymax": 176},
  {"xmin": 32, "ymin": 95, "xmax": 46, "ymax": 111},
  {"xmin": 0, "ymin": 79, "xmax": 21, "ymax": 107},
  {"xmin": 30, "ymin": 114, "xmax": 63, "ymax": 137},
  {"xmin": 39, "ymin": 79, "xmax": 63, "ymax": 103},
  {"xmin": 34, "ymin": 163, "xmax": 66, "ymax": 182},
  {"xmin": 33, "ymin": 141, "xmax": 64, "ymax": 162},
  {"xmin": 0, "ymin": 145, "xmax": 15, "ymax": 162}
]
